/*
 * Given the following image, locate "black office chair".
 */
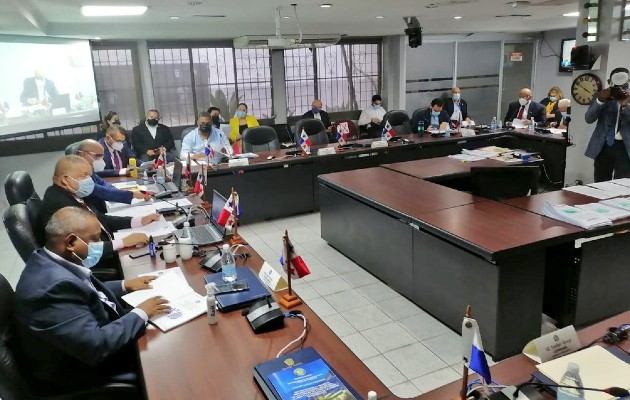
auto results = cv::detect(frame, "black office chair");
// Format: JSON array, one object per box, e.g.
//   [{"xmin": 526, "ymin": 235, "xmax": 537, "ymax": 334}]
[
  {"xmin": 294, "ymin": 119, "xmax": 329, "ymax": 145},
  {"xmin": 3, "ymin": 171, "xmax": 41, "ymax": 229},
  {"xmin": 181, "ymin": 126, "xmax": 195, "ymax": 138},
  {"xmin": 383, "ymin": 110, "xmax": 411, "ymax": 135},
  {"xmin": 0, "ymin": 273, "xmax": 140, "ymax": 400},
  {"xmin": 241, "ymin": 126, "xmax": 281, "ymax": 153},
  {"xmin": 410, "ymin": 108, "xmax": 428, "ymax": 134},
  {"xmin": 65, "ymin": 142, "xmax": 81, "ymax": 156},
  {"xmin": 470, "ymin": 166, "xmax": 540, "ymax": 201}
]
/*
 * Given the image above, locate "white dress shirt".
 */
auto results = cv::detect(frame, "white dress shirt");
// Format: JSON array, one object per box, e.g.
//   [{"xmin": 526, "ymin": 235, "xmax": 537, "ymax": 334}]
[
  {"xmin": 35, "ymin": 79, "xmax": 46, "ymax": 102},
  {"xmin": 358, "ymin": 106, "xmax": 387, "ymax": 126},
  {"xmin": 146, "ymin": 122, "xmax": 158, "ymax": 139},
  {"xmin": 450, "ymin": 101, "xmax": 463, "ymax": 121}
]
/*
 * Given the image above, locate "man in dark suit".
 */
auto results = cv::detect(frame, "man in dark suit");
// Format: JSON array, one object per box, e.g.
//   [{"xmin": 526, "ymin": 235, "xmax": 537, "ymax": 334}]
[
  {"xmin": 503, "ymin": 88, "xmax": 546, "ymax": 127},
  {"xmin": 410, "ymin": 98, "xmax": 450, "ymax": 133},
  {"xmin": 549, "ymin": 99, "xmax": 571, "ymax": 129},
  {"xmin": 443, "ymin": 87, "xmax": 471, "ymax": 124},
  {"xmin": 20, "ymin": 69, "xmax": 59, "ymax": 106},
  {"xmin": 301, "ymin": 99, "xmax": 334, "ymax": 140},
  {"xmin": 14, "ymin": 207, "xmax": 169, "ymax": 394},
  {"xmin": 130, "ymin": 109, "xmax": 177, "ymax": 163},
  {"xmin": 585, "ymin": 67, "xmax": 630, "ymax": 182},
  {"xmin": 99, "ymin": 126, "xmax": 136, "ymax": 175}
]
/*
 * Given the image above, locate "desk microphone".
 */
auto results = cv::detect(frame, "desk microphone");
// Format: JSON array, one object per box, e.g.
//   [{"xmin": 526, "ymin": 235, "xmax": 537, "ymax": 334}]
[
  {"xmin": 140, "ymin": 191, "xmax": 194, "ymax": 228},
  {"xmin": 513, "ymin": 382, "xmax": 629, "ymax": 398}
]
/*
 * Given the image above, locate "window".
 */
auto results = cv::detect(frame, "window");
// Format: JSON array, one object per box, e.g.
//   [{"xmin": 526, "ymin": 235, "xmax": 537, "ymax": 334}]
[
  {"xmin": 92, "ymin": 47, "xmax": 142, "ymax": 129},
  {"xmin": 284, "ymin": 48, "xmax": 315, "ymax": 117},
  {"xmin": 192, "ymin": 47, "xmax": 238, "ymax": 120},
  {"xmin": 235, "ymin": 49, "xmax": 273, "ymax": 119}
]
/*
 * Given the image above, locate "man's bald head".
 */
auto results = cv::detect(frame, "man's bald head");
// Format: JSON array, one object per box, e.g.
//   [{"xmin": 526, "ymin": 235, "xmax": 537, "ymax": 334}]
[
  {"xmin": 53, "ymin": 155, "xmax": 93, "ymax": 195},
  {"xmin": 77, "ymin": 139, "xmax": 104, "ymax": 154},
  {"xmin": 44, "ymin": 207, "xmax": 102, "ymax": 261},
  {"xmin": 54, "ymin": 155, "xmax": 90, "ymax": 179},
  {"xmin": 519, "ymin": 88, "xmax": 533, "ymax": 100},
  {"xmin": 312, "ymin": 99, "xmax": 323, "ymax": 109}
]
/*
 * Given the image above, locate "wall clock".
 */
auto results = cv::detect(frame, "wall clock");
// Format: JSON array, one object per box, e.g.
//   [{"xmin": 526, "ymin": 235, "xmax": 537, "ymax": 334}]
[{"xmin": 571, "ymin": 73, "xmax": 602, "ymax": 105}]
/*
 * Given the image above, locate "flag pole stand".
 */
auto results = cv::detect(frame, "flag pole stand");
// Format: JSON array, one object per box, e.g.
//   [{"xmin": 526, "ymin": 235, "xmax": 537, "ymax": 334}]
[
  {"xmin": 199, "ymin": 164, "xmax": 211, "ymax": 210},
  {"xmin": 228, "ymin": 187, "xmax": 245, "ymax": 245},
  {"xmin": 455, "ymin": 305, "xmax": 472, "ymax": 400},
  {"xmin": 278, "ymin": 230, "xmax": 302, "ymax": 309}
]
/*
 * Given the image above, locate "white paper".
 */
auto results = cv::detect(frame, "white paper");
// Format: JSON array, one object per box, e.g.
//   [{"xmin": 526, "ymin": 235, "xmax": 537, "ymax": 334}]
[
  {"xmin": 447, "ymin": 154, "xmax": 486, "ymax": 162},
  {"xmin": 587, "ymin": 181, "xmax": 630, "ymax": 197},
  {"xmin": 113, "ymin": 216, "xmax": 176, "ymax": 240},
  {"xmin": 258, "ymin": 262, "xmax": 288, "ymax": 292},
  {"xmin": 461, "ymin": 120, "xmax": 475, "ymax": 127},
  {"xmin": 105, "ymin": 198, "xmax": 148, "ymax": 211},
  {"xmin": 111, "ymin": 180, "xmax": 143, "ymax": 190},
  {"xmin": 150, "ymin": 291, "xmax": 207, "ymax": 332},
  {"xmin": 107, "ymin": 204, "xmax": 160, "ymax": 218},
  {"xmin": 548, "ymin": 128, "xmax": 567, "ymax": 135},
  {"xmin": 562, "ymin": 185, "xmax": 617, "ymax": 200},
  {"xmin": 609, "ymin": 178, "xmax": 630, "ymax": 188},
  {"xmin": 522, "ymin": 325, "xmax": 581, "ymax": 363},
  {"xmin": 599, "ymin": 197, "xmax": 630, "ymax": 211},
  {"xmin": 575, "ymin": 203, "xmax": 630, "ymax": 221},
  {"xmin": 511, "ymin": 118, "xmax": 528, "ymax": 129},
  {"xmin": 233, "ymin": 153, "xmax": 259, "ymax": 159},
  {"xmin": 153, "ymin": 198, "xmax": 193, "ymax": 213},
  {"xmin": 542, "ymin": 201, "xmax": 612, "ymax": 229}
]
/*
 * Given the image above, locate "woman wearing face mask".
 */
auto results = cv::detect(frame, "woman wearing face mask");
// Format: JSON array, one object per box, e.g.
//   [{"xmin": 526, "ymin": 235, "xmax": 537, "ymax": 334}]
[
  {"xmin": 96, "ymin": 111, "xmax": 123, "ymax": 140},
  {"xmin": 229, "ymin": 103, "xmax": 259, "ymax": 153},
  {"xmin": 539, "ymin": 87, "xmax": 564, "ymax": 121}
]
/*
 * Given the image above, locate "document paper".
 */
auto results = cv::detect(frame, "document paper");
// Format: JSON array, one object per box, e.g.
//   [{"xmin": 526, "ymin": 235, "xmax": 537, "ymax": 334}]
[{"xmin": 112, "ymin": 215, "xmax": 176, "ymax": 240}]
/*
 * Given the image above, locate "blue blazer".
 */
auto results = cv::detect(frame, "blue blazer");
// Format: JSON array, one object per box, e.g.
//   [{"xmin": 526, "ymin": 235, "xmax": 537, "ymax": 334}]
[
  {"xmin": 97, "ymin": 138, "xmax": 135, "ymax": 177},
  {"xmin": 585, "ymin": 97, "xmax": 630, "ymax": 159},
  {"xmin": 14, "ymin": 249, "xmax": 145, "ymax": 391},
  {"xmin": 87, "ymin": 173, "xmax": 134, "ymax": 214},
  {"xmin": 410, "ymin": 108, "xmax": 450, "ymax": 133}
]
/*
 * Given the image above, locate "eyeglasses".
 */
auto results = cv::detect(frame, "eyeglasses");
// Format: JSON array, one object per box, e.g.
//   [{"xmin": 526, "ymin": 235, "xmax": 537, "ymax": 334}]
[{"xmin": 80, "ymin": 150, "xmax": 104, "ymax": 160}]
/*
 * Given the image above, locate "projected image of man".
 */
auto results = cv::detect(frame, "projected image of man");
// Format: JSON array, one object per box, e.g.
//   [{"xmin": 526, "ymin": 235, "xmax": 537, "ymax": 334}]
[{"xmin": 20, "ymin": 68, "xmax": 59, "ymax": 107}]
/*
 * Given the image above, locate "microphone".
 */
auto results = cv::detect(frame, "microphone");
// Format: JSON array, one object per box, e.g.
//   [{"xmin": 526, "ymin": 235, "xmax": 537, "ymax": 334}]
[
  {"xmin": 513, "ymin": 382, "xmax": 629, "ymax": 398},
  {"xmin": 140, "ymin": 191, "xmax": 194, "ymax": 228}
]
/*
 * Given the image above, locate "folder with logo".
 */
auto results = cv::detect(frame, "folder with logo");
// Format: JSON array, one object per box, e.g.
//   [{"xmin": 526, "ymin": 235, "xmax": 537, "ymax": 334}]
[{"xmin": 203, "ymin": 267, "xmax": 272, "ymax": 313}]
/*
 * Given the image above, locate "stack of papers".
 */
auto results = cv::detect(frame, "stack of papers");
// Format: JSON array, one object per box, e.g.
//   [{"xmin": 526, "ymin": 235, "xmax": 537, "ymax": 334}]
[
  {"xmin": 111, "ymin": 181, "xmax": 143, "ymax": 191},
  {"xmin": 106, "ymin": 198, "xmax": 148, "ymax": 211},
  {"xmin": 233, "ymin": 153, "xmax": 259, "ymax": 159},
  {"xmin": 112, "ymin": 215, "xmax": 176, "ymax": 239},
  {"xmin": 600, "ymin": 197, "xmax": 630, "ymax": 212},
  {"xmin": 447, "ymin": 153, "xmax": 486, "ymax": 162},
  {"xmin": 543, "ymin": 201, "xmax": 613, "ymax": 229},
  {"xmin": 462, "ymin": 146, "xmax": 512, "ymax": 159},
  {"xmin": 587, "ymin": 181, "xmax": 630, "ymax": 197},
  {"xmin": 575, "ymin": 203, "xmax": 630, "ymax": 221},
  {"xmin": 107, "ymin": 198, "xmax": 194, "ymax": 217},
  {"xmin": 122, "ymin": 268, "xmax": 206, "ymax": 332},
  {"xmin": 562, "ymin": 185, "xmax": 616, "ymax": 200}
]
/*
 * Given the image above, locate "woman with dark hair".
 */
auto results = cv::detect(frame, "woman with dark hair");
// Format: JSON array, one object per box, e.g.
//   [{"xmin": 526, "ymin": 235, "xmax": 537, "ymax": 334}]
[
  {"xmin": 96, "ymin": 111, "xmax": 121, "ymax": 140},
  {"xmin": 228, "ymin": 103, "xmax": 259, "ymax": 152}
]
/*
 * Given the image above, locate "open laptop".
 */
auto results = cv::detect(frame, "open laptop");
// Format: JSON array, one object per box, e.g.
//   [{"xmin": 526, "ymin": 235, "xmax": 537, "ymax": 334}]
[
  {"xmin": 144, "ymin": 158, "xmax": 182, "ymax": 193},
  {"xmin": 175, "ymin": 190, "xmax": 227, "ymax": 245}
]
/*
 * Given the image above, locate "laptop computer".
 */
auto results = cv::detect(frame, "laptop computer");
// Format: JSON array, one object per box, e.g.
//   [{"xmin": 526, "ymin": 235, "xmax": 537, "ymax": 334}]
[
  {"xmin": 144, "ymin": 158, "xmax": 182, "ymax": 193},
  {"xmin": 175, "ymin": 190, "xmax": 228, "ymax": 246}
]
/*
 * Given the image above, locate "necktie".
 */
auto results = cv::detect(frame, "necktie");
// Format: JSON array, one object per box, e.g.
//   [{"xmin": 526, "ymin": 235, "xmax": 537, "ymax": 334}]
[
  {"xmin": 89, "ymin": 275, "xmax": 119, "ymax": 316},
  {"xmin": 77, "ymin": 199, "xmax": 113, "ymax": 240},
  {"xmin": 517, "ymin": 105, "xmax": 525, "ymax": 120},
  {"xmin": 113, "ymin": 150, "xmax": 121, "ymax": 170},
  {"xmin": 607, "ymin": 105, "xmax": 622, "ymax": 146}
]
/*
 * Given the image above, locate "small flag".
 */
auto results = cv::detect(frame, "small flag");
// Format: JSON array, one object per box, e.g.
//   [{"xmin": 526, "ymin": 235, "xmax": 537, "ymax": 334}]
[
  {"xmin": 216, "ymin": 192, "xmax": 240, "ymax": 229},
  {"xmin": 299, "ymin": 129, "xmax": 312, "ymax": 153},
  {"xmin": 155, "ymin": 149, "xmax": 165, "ymax": 168},
  {"xmin": 382, "ymin": 121, "xmax": 395, "ymax": 141},
  {"xmin": 279, "ymin": 236, "xmax": 310, "ymax": 279},
  {"xmin": 338, "ymin": 121, "xmax": 350, "ymax": 134},
  {"xmin": 193, "ymin": 168, "xmax": 205, "ymax": 197},
  {"xmin": 185, "ymin": 155, "xmax": 191, "ymax": 179},
  {"xmin": 462, "ymin": 317, "xmax": 492, "ymax": 383},
  {"xmin": 204, "ymin": 145, "xmax": 215, "ymax": 158},
  {"xmin": 336, "ymin": 125, "xmax": 347, "ymax": 146}
]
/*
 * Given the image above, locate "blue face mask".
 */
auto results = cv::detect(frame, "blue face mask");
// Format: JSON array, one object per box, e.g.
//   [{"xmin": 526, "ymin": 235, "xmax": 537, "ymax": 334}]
[
  {"xmin": 311, "ymin": 107, "xmax": 320, "ymax": 114},
  {"xmin": 73, "ymin": 237, "xmax": 104, "ymax": 269},
  {"xmin": 69, "ymin": 176, "xmax": 95, "ymax": 198},
  {"xmin": 236, "ymin": 110, "xmax": 246, "ymax": 118},
  {"xmin": 431, "ymin": 110, "xmax": 440, "ymax": 117},
  {"xmin": 372, "ymin": 103, "xmax": 381, "ymax": 110}
]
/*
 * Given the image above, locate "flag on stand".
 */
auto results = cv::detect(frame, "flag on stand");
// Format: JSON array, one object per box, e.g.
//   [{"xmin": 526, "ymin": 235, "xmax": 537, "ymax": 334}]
[
  {"xmin": 462, "ymin": 317, "xmax": 492, "ymax": 383},
  {"xmin": 382, "ymin": 121, "xmax": 396, "ymax": 141},
  {"xmin": 335, "ymin": 124, "xmax": 348, "ymax": 146},
  {"xmin": 216, "ymin": 192, "xmax": 240, "ymax": 229},
  {"xmin": 193, "ymin": 167, "xmax": 205, "ymax": 197},
  {"xmin": 279, "ymin": 236, "xmax": 310, "ymax": 279},
  {"xmin": 185, "ymin": 155, "xmax": 191, "ymax": 179},
  {"xmin": 299, "ymin": 129, "xmax": 312, "ymax": 153},
  {"xmin": 204, "ymin": 145, "xmax": 215, "ymax": 158},
  {"xmin": 154, "ymin": 149, "xmax": 166, "ymax": 168}
]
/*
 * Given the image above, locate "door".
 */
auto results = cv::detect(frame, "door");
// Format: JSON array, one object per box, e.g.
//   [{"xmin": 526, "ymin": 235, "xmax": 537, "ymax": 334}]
[{"xmin": 500, "ymin": 42, "xmax": 535, "ymax": 121}]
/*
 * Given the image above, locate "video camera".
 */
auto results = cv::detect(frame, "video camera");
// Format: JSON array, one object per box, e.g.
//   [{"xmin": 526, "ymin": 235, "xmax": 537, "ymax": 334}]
[{"xmin": 609, "ymin": 67, "xmax": 629, "ymax": 100}]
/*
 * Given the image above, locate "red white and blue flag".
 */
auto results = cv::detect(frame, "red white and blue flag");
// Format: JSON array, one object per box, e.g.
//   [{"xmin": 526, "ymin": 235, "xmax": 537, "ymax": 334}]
[
  {"xmin": 279, "ymin": 236, "xmax": 310, "ymax": 279},
  {"xmin": 216, "ymin": 192, "xmax": 240, "ymax": 229},
  {"xmin": 336, "ymin": 124, "xmax": 348, "ymax": 146},
  {"xmin": 185, "ymin": 155, "xmax": 191, "ymax": 179},
  {"xmin": 462, "ymin": 317, "xmax": 492, "ymax": 384},
  {"xmin": 382, "ymin": 121, "xmax": 395, "ymax": 141},
  {"xmin": 154, "ymin": 148, "xmax": 166, "ymax": 168},
  {"xmin": 299, "ymin": 129, "xmax": 312, "ymax": 153},
  {"xmin": 193, "ymin": 166, "xmax": 205, "ymax": 197},
  {"xmin": 204, "ymin": 144, "xmax": 215, "ymax": 158}
]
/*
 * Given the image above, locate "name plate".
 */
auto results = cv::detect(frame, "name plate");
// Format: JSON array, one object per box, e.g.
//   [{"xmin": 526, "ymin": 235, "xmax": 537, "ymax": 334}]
[
  {"xmin": 370, "ymin": 140, "xmax": 388, "ymax": 148},
  {"xmin": 228, "ymin": 158, "xmax": 249, "ymax": 167},
  {"xmin": 522, "ymin": 325, "xmax": 581, "ymax": 363},
  {"xmin": 258, "ymin": 262, "xmax": 288, "ymax": 292},
  {"xmin": 317, "ymin": 147, "xmax": 336, "ymax": 156}
]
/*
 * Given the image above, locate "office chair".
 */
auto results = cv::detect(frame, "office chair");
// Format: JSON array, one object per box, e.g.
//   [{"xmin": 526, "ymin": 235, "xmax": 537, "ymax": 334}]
[
  {"xmin": 383, "ymin": 110, "xmax": 411, "ymax": 135},
  {"xmin": 65, "ymin": 142, "xmax": 81, "ymax": 156},
  {"xmin": 410, "ymin": 108, "xmax": 428, "ymax": 134},
  {"xmin": 0, "ymin": 273, "xmax": 141, "ymax": 400},
  {"xmin": 181, "ymin": 126, "xmax": 195, "ymax": 138},
  {"xmin": 294, "ymin": 119, "xmax": 329, "ymax": 145},
  {"xmin": 241, "ymin": 126, "xmax": 280, "ymax": 153},
  {"xmin": 332, "ymin": 120, "xmax": 359, "ymax": 140},
  {"xmin": 3, "ymin": 171, "xmax": 41, "ymax": 229},
  {"xmin": 470, "ymin": 166, "xmax": 540, "ymax": 201}
]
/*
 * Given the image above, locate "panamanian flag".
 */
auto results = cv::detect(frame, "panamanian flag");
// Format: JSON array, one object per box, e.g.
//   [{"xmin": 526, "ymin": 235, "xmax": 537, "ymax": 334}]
[
  {"xmin": 193, "ymin": 168, "xmax": 205, "ymax": 197},
  {"xmin": 383, "ymin": 121, "xmax": 396, "ymax": 141},
  {"xmin": 462, "ymin": 317, "xmax": 491, "ymax": 383},
  {"xmin": 279, "ymin": 236, "xmax": 311, "ymax": 279},
  {"xmin": 336, "ymin": 124, "xmax": 348, "ymax": 146},
  {"xmin": 154, "ymin": 148, "xmax": 166, "ymax": 168},
  {"xmin": 216, "ymin": 192, "xmax": 240, "ymax": 229},
  {"xmin": 299, "ymin": 129, "xmax": 312, "ymax": 153}
]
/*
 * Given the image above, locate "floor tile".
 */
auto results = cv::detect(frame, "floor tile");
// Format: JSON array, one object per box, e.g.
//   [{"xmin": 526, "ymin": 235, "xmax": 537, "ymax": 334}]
[
  {"xmin": 340, "ymin": 304, "xmax": 392, "ymax": 331},
  {"xmin": 303, "ymin": 297, "xmax": 336, "ymax": 317},
  {"xmin": 247, "ymin": 221, "xmax": 282, "ymax": 236},
  {"xmin": 361, "ymin": 321, "xmax": 417, "ymax": 353},
  {"xmin": 362, "ymin": 355, "xmax": 407, "ymax": 387},
  {"xmin": 320, "ymin": 313, "xmax": 357, "ymax": 337},
  {"xmin": 357, "ymin": 281, "xmax": 401, "ymax": 303},
  {"xmin": 325, "ymin": 289, "xmax": 371, "ymax": 313},
  {"xmin": 291, "ymin": 281, "xmax": 320, "ymax": 301},
  {"xmin": 390, "ymin": 381, "xmax": 423, "ymax": 398},
  {"xmin": 341, "ymin": 332, "xmax": 380, "ymax": 360},
  {"xmin": 398, "ymin": 310, "xmax": 452, "ymax": 341},
  {"xmin": 271, "ymin": 217, "xmax": 305, "ymax": 230},
  {"xmin": 299, "ymin": 238, "xmax": 331, "ymax": 254},
  {"xmin": 376, "ymin": 296, "xmax": 425, "ymax": 321},
  {"xmin": 422, "ymin": 331, "xmax": 463, "ymax": 366},
  {"xmin": 411, "ymin": 367, "xmax": 461, "ymax": 394},
  {"xmin": 339, "ymin": 269, "xmax": 380, "ymax": 289},
  {"xmin": 383, "ymin": 342, "xmax": 448, "ymax": 380},
  {"xmin": 301, "ymin": 263, "xmax": 336, "ymax": 282},
  {"xmin": 284, "ymin": 226, "xmax": 321, "ymax": 244},
  {"xmin": 308, "ymin": 275, "xmax": 352, "ymax": 297}
]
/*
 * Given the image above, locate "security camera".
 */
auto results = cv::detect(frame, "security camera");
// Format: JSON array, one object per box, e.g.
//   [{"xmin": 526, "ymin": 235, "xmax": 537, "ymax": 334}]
[{"xmin": 403, "ymin": 17, "xmax": 422, "ymax": 48}]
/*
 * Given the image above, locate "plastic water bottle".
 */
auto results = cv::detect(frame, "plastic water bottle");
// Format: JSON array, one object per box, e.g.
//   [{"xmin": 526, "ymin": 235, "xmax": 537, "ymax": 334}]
[
  {"xmin": 221, "ymin": 244, "xmax": 237, "ymax": 282},
  {"xmin": 444, "ymin": 125, "xmax": 451, "ymax": 138},
  {"xmin": 497, "ymin": 119, "xmax": 503, "ymax": 129},
  {"xmin": 529, "ymin": 117, "xmax": 535, "ymax": 131},
  {"xmin": 156, "ymin": 167, "xmax": 165, "ymax": 184},
  {"xmin": 490, "ymin": 117, "xmax": 497, "ymax": 131},
  {"xmin": 556, "ymin": 362, "xmax": 585, "ymax": 400},
  {"xmin": 142, "ymin": 169, "xmax": 149, "ymax": 183},
  {"xmin": 205, "ymin": 283, "xmax": 218, "ymax": 325},
  {"xmin": 178, "ymin": 222, "xmax": 193, "ymax": 260},
  {"xmin": 417, "ymin": 121, "xmax": 424, "ymax": 136}
]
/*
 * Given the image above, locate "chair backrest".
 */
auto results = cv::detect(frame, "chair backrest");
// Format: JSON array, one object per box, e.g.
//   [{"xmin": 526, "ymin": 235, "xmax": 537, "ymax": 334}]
[
  {"xmin": 241, "ymin": 126, "xmax": 280, "ymax": 153},
  {"xmin": 294, "ymin": 119, "xmax": 329, "ymax": 145},
  {"xmin": 2, "ymin": 204, "xmax": 39, "ymax": 263},
  {"xmin": 65, "ymin": 141, "xmax": 81, "ymax": 156},
  {"xmin": 383, "ymin": 110, "xmax": 411, "ymax": 135},
  {"xmin": 470, "ymin": 166, "xmax": 541, "ymax": 201},
  {"xmin": 269, "ymin": 124, "xmax": 294, "ymax": 143},
  {"xmin": 332, "ymin": 120, "xmax": 359, "ymax": 140},
  {"xmin": 3, "ymin": 171, "xmax": 41, "ymax": 231},
  {"xmin": 0, "ymin": 273, "xmax": 32, "ymax": 400},
  {"xmin": 181, "ymin": 126, "xmax": 195, "ymax": 138}
]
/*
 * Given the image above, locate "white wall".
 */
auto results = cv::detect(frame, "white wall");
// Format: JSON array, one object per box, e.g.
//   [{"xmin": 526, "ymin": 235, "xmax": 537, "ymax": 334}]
[
  {"xmin": 532, "ymin": 28, "xmax": 576, "ymax": 102},
  {"xmin": 0, "ymin": 150, "xmax": 63, "ymax": 208}
]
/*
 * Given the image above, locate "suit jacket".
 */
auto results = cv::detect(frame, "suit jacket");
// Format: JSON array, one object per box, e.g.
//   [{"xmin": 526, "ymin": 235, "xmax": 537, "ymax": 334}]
[
  {"xmin": 584, "ymin": 97, "xmax": 630, "ymax": 159},
  {"xmin": 410, "ymin": 108, "xmax": 450, "ymax": 133},
  {"xmin": 20, "ymin": 77, "xmax": 59, "ymax": 105},
  {"xmin": 549, "ymin": 110, "xmax": 571, "ymax": 128},
  {"xmin": 504, "ymin": 101, "xmax": 547, "ymax": 125},
  {"xmin": 14, "ymin": 249, "xmax": 145, "ymax": 392},
  {"xmin": 443, "ymin": 98, "xmax": 469, "ymax": 121},
  {"xmin": 130, "ymin": 123, "xmax": 176, "ymax": 162},
  {"xmin": 301, "ymin": 110, "xmax": 332, "ymax": 129},
  {"xmin": 97, "ymin": 138, "xmax": 135, "ymax": 175},
  {"xmin": 88, "ymin": 173, "xmax": 134, "ymax": 214}
]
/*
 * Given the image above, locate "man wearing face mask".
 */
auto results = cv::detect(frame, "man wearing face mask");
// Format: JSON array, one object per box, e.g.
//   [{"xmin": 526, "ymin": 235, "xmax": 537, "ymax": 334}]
[
  {"xmin": 301, "ymin": 99, "xmax": 334, "ymax": 137},
  {"xmin": 74, "ymin": 139, "xmax": 150, "ymax": 214},
  {"xmin": 444, "ymin": 87, "xmax": 471, "ymax": 125},
  {"xmin": 37, "ymin": 156, "xmax": 160, "ymax": 264},
  {"xmin": 14, "ymin": 207, "xmax": 170, "ymax": 394},
  {"xmin": 358, "ymin": 95, "xmax": 387, "ymax": 138},
  {"xmin": 180, "ymin": 111, "xmax": 231, "ymax": 161},
  {"xmin": 98, "ymin": 126, "xmax": 136, "ymax": 176},
  {"xmin": 410, "ymin": 98, "xmax": 450, "ymax": 133},
  {"xmin": 585, "ymin": 67, "xmax": 630, "ymax": 182},
  {"xmin": 504, "ymin": 88, "xmax": 546, "ymax": 127},
  {"xmin": 207, "ymin": 106, "xmax": 223, "ymax": 129},
  {"xmin": 130, "ymin": 109, "xmax": 177, "ymax": 162},
  {"xmin": 549, "ymin": 99, "xmax": 571, "ymax": 129}
]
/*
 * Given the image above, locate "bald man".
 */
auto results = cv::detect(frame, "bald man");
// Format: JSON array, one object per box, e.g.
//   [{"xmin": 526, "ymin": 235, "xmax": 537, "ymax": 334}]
[
  {"xmin": 74, "ymin": 139, "xmax": 149, "ymax": 213},
  {"xmin": 302, "ymin": 99, "xmax": 334, "ymax": 136},
  {"xmin": 444, "ymin": 87, "xmax": 471, "ymax": 123},
  {"xmin": 549, "ymin": 98, "xmax": 571, "ymax": 129},
  {"xmin": 20, "ymin": 68, "xmax": 59, "ymax": 106},
  {"xmin": 15, "ymin": 207, "xmax": 169, "ymax": 394},
  {"xmin": 37, "ymin": 155, "xmax": 159, "ymax": 265},
  {"xmin": 504, "ymin": 88, "xmax": 547, "ymax": 127}
]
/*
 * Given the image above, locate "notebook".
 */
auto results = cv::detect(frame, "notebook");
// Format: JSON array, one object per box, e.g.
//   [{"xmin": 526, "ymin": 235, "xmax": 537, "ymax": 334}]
[{"xmin": 203, "ymin": 267, "xmax": 271, "ymax": 312}]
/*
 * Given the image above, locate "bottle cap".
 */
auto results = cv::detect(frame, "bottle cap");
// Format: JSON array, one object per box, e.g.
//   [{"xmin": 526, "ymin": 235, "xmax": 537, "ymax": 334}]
[
  {"xmin": 183, "ymin": 221, "xmax": 190, "ymax": 228},
  {"xmin": 222, "ymin": 243, "xmax": 229, "ymax": 251},
  {"xmin": 367, "ymin": 391, "xmax": 377, "ymax": 400},
  {"xmin": 205, "ymin": 282, "xmax": 217, "ymax": 294},
  {"xmin": 567, "ymin": 362, "xmax": 579, "ymax": 374}
]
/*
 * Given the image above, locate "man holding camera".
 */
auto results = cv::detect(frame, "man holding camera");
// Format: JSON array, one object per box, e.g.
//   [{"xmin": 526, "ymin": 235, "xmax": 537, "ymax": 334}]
[{"xmin": 585, "ymin": 67, "xmax": 630, "ymax": 182}]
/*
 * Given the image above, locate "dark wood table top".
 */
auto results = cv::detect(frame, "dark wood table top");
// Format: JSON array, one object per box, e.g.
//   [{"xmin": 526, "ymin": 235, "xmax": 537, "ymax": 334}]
[
  {"xmin": 382, "ymin": 157, "xmax": 508, "ymax": 180},
  {"xmin": 503, "ymin": 190, "xmax": 603, "ymax": 215},
  {"xmin": 417, "ymin": 310, "xmax": 630, "ymax": 399}
]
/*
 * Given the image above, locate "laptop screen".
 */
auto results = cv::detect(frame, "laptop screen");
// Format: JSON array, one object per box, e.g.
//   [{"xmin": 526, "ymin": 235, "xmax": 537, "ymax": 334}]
[
  {"xmin": 211, "ymin": 190, "xmax": 227, "ymax": 235},
  {"xmin": 172, "ymin": 159, "xmax": 183, "ymax": 188}
]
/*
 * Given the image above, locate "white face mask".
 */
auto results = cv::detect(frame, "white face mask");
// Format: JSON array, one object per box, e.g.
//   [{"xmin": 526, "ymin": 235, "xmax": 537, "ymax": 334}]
[
  {"xmin": 111, "ymin": 141, "xmax": 124, "ymax": 152},
  {"xmin": 92, "ymin": 158, "xmax": 106, "ymax": 172},
  {"xmin": 549, "ymin": 96, "xmax": 557, "ymax": 102},
  {"xmin": 518, "ymin": 97, "xmax": 528, "ymax": 106}
]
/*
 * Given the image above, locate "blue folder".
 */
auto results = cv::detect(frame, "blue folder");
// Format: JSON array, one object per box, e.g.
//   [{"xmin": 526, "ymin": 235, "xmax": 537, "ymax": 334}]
[{"xmin": 203, "ymin": 267, "xmax": 271, "ymax": 313}]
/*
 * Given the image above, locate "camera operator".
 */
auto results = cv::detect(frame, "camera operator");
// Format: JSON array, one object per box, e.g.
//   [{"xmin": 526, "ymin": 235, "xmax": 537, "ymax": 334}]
[{"xmin": 585, "ymin": 67, "xmax": 630, "ymax": 182}]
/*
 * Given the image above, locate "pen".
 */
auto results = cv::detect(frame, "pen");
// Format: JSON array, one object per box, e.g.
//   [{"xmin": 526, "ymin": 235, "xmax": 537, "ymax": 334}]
[{"xmin": 149, "ymin": 236, "xmax": 156, "ymax": 257}]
